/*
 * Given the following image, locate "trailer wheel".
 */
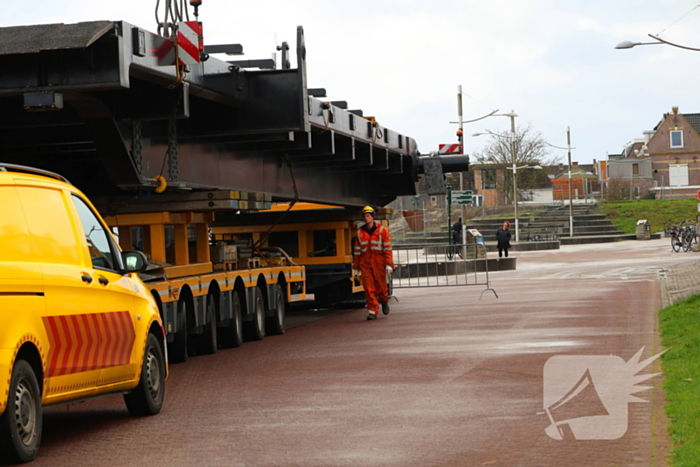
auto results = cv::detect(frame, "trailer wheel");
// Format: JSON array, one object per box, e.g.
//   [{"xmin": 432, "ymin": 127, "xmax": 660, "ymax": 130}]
[
  {"xmin": 219, "ymin": 290, "xmax": 243, "ymax": 348},
  {"xmin": 0, "ymin": 359, "xmax": 42, "ymax": 463},
  {"xmin": 244, "ymin": 286, "xmax": 265, "ymax": 341},
  {"xmin": 198, "ymin": 292, "xmax": 218, "ymax": 355},
  {"xmin": 170, "ymin": 298, "xmax": 188, "ymax": 363},
  {"xmin": 124, "ymin": 333, "xmax": 166, "ymax": 416},
  {"xmin": 266, "ymin": 283, "xmax": 286, "ymax": 335}
]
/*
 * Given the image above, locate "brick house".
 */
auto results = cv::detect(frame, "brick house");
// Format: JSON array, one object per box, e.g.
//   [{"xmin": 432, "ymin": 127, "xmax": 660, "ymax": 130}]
[{"xmin": 646, "ymin": 107, "xmax": 700, "ymax": 199}]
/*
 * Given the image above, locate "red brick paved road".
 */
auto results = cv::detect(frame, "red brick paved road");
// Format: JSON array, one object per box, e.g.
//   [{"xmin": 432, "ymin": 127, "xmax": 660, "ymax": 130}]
[{"xmin": 16, "ymin": 239, "xmax": 700, "ymax": 467}]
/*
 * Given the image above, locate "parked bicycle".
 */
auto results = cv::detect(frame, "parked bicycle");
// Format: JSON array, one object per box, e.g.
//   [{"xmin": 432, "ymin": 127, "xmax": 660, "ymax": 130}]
[
  {"xmin": 666, "ymin": 221, "xmax": 697, "ymax": 252},
  {"xmin": 682, "ymin": 222, "xmax": 698, "ymax": 252},
  {"xmin": 526, "ymin": 228, "xmax": 559, "ymax": 242}
]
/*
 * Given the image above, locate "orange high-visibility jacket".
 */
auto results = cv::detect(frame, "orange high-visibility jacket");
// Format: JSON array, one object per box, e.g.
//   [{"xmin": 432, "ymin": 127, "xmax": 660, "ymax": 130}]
[{"xmin": 352, "ymin": 223, "xmax": 393, "ymax": 270}]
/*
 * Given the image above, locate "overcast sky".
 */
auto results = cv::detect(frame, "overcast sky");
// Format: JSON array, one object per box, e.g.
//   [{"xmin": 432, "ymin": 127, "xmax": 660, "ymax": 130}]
[{"xmin": 4, "ymin": 0, "xmax": 700, "ymax": 165}]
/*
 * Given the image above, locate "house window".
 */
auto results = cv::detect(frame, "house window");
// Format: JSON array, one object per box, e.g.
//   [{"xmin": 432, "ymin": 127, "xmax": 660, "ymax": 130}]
[
  {"xmin": 481, "ymin": 169, "xmax": 497, "ymax": 190},
  {"xmin": 632, "ymin": 163, "xmax": 639, "ymax": 176},
  {"xmin": 670, "ymin": 130, "xmax": 683, "ymax": 148},
  {"xmin": 669, "ymin": 164, "xmax": 689, "ymax": 186}
]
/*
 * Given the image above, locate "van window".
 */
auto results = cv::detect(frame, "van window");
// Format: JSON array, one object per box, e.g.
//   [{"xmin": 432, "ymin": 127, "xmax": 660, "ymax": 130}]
[
  {"xmin": 71, "ymin": 196, "xmax": 118, "ymax": 271},
  {"xmin": 0, "ymin": 186, "xmax": 33, "ymax": 262},
  {"xmin": 16, "ymin": 186, "xmax": 80, "ymax": 265}
]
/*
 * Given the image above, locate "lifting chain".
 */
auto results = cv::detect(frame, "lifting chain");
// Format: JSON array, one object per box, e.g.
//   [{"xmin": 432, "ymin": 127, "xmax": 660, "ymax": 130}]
[
  {"xmin": 131, "ymin": 120, "xmax": 143, "ymax": 176},
  {"xmin": 167, "ymin": 119, "xmax": 179, "ymax": 181}
]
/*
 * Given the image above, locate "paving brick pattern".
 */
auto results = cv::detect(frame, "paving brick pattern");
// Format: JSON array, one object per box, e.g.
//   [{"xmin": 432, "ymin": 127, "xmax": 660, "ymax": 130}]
[
  {"xmin": 17, "ymin": 239, "xmax": 700, "ymax": 467},
  {"xmin": 660, "ymin": 256, "xmax": 700, "ymax": 306}
]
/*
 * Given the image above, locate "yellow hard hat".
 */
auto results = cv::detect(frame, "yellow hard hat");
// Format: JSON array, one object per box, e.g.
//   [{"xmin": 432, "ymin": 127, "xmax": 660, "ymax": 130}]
[{"xmin": 362, "ymin": 206, "xmax": 375, "ymax": 215}]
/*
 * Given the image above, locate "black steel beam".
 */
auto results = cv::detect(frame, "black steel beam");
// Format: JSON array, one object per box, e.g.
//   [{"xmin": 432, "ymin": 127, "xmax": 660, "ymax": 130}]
[
  {"xmin": 205, "ymin": 44, "xmax": 244, "ymax": 55},
  {"xmin": 0, "ymin": 20, "xmax": 437, "ymax": 208},
  {"xmin": 227, "ymin": 59, "xmax": 276, "ymax": 69}
]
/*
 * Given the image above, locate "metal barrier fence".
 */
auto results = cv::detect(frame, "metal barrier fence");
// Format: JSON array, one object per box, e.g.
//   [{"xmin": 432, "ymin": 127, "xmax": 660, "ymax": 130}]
[{"xmin": 392, "ymin": 242, "xmax": 498, "ymax": 299}]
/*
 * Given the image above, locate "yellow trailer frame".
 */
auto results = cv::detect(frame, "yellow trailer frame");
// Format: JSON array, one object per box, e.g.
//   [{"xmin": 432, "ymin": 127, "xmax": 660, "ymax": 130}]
[{"xmin": 105, "ymin": 212, "xmax": 306, "ymax": 363}]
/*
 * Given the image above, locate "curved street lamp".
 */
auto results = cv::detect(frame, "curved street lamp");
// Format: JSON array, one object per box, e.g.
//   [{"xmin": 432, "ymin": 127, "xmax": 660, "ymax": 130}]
[
  {"xmin": 615, "ymin": 34, "xmax": 700, "ymax": 52},
  {"xmin": 446, "ymin": 85, "xmax": 504, "ymax": 224},
  {"xmin": 472, "ymin": 112, "xmax": 522, "ymax": 241}
]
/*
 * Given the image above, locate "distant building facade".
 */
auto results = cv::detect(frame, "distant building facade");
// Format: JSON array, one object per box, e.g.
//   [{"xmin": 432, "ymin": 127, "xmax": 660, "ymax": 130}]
[
  {"xmin": 599, "ymin": 137, "xmax": 654, "ymax": 200},
  {"xmin": 646, "ymin": 107, "xmax": 700, "ymax": 199}
]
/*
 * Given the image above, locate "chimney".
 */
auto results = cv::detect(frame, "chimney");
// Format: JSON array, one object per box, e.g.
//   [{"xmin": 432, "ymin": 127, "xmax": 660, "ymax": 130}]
[{"xmin": 643, "ymin": 130, "xmax": 654, "ymax": 144}]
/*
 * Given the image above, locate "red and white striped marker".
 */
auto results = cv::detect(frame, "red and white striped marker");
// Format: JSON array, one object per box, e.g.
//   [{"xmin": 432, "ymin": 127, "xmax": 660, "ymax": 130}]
[
  {"xmin": 155, "ymin": 21, "xmax": 203, "ymax": 66},
  {"xmin": 438, "ymin": 144, "xmax": 463, "ymax": 155},
  {"xmin": 176, "ymin": 21, "xmax": 202, "ymax": 65}
]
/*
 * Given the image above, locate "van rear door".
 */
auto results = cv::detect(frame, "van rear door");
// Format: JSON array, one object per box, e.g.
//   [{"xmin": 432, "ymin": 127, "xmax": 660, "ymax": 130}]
[{"xmin": 0, "ymin": 184, "xmax": 45, "ymax": 355}]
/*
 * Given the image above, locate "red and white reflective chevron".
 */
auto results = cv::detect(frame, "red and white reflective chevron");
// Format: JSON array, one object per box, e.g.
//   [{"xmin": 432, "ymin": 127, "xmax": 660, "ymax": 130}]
[
  {"xmin": 155, "ymin": 21, "xmax": 203, "ymax": 66},
  {"xmin": 176, "ymin": 21, "xmax": 202, "ymax": 65},
  {"xmin": 438, "ymin": 144, "xmax": 463, "ymax": 154},
  {"xmin": 42, "ymin": 311, "xmax": 136, "ymax": 377}
]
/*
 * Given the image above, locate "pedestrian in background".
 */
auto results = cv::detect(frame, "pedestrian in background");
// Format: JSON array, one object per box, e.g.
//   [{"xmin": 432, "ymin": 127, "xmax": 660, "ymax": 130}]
[
  {"xmin": 451, "ymin": 217, "xmax": 463, "ymax": 245},
  {"xmin": 352, "ymin": 206, "xmax": 394, "ymax": 320},
  {"xmin": 496, "ymin": 221, "xmax": 511, "ymax": 258}
]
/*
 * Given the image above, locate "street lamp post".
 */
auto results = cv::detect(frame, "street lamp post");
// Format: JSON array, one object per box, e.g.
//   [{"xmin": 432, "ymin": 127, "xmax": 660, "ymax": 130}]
[
  {"xmin": 545, "ymin": 128, "xmax": 576, "ymax": 237},
  {"xmin": 471, "ymin": 111, "xmax": 520, "ymax": 241},
  {"xmin": 457, "ymin": 85, "xmax": 465, "ymax": 225},
  {"xmin": 508, "ymin": 113, "xmax": 518, "ymax": 242},
  {"xmin": 567, "ymin": 128, "xmax": 573, "ymax": 237},
  {"xmin": 447, "ymin": 86, "xmax": 504, "ymax": 224}
]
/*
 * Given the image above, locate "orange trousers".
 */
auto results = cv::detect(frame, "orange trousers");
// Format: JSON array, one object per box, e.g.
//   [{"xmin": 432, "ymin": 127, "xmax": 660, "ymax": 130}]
[{"xmin": 360, "ymin": 264, "xmax": 389, "ymax": 314}]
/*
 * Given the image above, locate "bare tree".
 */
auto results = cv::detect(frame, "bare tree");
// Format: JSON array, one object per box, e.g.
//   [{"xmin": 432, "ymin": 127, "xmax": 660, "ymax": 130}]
[
  {"xmin": 604, "ymin": 177, "xmax": 631, "ymax": 201},
  {"xmin": 472, "ymin": 124, "xmax": 562, "ymax": 202}
]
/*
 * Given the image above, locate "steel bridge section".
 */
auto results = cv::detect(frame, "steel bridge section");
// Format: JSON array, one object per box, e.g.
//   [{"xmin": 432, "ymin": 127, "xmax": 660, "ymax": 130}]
[{"xmin": 0, "ymin": 20, "xmax": 467, "ymax": 211}]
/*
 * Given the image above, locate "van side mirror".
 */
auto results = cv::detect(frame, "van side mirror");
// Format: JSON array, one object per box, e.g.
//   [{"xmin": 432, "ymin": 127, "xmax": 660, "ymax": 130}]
[{"xmin": 122, "ymin": 250, "xmax": 149, "ymax": 274}]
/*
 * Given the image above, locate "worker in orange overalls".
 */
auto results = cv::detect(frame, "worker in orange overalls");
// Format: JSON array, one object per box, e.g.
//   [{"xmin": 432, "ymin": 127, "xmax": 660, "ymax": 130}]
[{"xmin": 352, "ymin": 206, "xmax": 394, "ymax": 320}]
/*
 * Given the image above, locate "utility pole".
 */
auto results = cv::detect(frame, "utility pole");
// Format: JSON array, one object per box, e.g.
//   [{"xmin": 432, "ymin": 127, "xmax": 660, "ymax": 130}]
[
  {"xmin": 567, "ymin": 127, "xmax": 573, "ymax": 237},
  {"xmin": 457, "ymin": 85, "xmax": 465, "ymax": 224}
]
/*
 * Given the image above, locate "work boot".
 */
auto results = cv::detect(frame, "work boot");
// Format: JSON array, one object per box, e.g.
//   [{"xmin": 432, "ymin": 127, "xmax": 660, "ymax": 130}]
[
  {"xmin": 367, "ymin": 313, "xmax": 378, "ymax": 320},
  {"xmin": 381, "ymin": 302, "xmax": 390, "ymax": 315}
]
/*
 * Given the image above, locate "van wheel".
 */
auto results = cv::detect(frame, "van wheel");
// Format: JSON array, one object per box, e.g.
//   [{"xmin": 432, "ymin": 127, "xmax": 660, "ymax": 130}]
[
  {"xmin": 244, "ymin": 286, "xmax": 265, "ymax": 341},
  {"xmin": 266, "ymin": 284, "xmax": 286, "ymax": 335},
  {"xmin": 0, "ymin": 359, "xmax": 42, "ymax": 463},
  {"xmin": 124, "ymin": 333, "xmax": 166, "ymax": 416},
  {"xmin": 170, "ymin": 299, "xmax": 188, "ymax": 363},
  {"xmin": 219, "ymin": 290, "xmax": 243, "ymax": 348},
  {"xmin": 198, "ymin": 292, "xmax": 218, "ymax": 355}
]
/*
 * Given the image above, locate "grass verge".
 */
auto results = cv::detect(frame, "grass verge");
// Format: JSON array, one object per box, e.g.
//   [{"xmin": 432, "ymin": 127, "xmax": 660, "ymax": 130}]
[
  {"xmin": 601, "ymin": 199, "xmax": 699, "ymax": 234},
  {"xmin": 659, "ymin": 293, "xmax": 700, "ymax": 466}
]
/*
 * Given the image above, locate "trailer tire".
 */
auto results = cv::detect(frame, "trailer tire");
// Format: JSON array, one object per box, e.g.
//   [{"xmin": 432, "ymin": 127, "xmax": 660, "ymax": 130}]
[
  {"xmin": 219, "ymin": 290, "xmax": 243, "ymax": 348},
  {"xmin": 0, "ymin": 359, "xmax": 42, "ymax": 463},
  {"xmin": 198, "ymin": 292, "xmax": 218, "ymax": 355},
  {"xmin": 170, "ymin": 299, "xmax": 188, "ymax": 363},
  {"xmin": 124, "ymin": 333, "xmax": 166, "ymax": 416},
  {"xmin": 244, "ymin": 286, "xmax": 265, "ymax": 341},
  {"xmin": 266, "ymin": 283, "xmax": 286, "ymax": 335}
]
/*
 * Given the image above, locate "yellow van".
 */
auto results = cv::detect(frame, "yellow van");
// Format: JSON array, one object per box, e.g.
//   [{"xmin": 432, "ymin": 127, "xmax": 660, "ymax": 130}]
[{"xmin": 0, "ymin": 164, "xmax": 167, "ymax": 463}]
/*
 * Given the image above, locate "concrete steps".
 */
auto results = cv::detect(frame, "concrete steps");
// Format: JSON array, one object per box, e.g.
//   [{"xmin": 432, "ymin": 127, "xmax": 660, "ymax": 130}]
[{"xmin": 393, "ymin": 205, "xmax": 646, "ymax": 251}]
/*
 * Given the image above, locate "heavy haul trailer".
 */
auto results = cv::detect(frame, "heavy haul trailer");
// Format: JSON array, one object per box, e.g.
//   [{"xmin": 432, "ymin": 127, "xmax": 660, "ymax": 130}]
[
  {"xmin": 102, "ymin": 210, "xmax": 306, "ymax": 363},
  {"xmin": 0, "ymin": 18, "xmax": 468, "ymax": 360},
  {"xmin": 212, "ymin": 203, "xmax": 393, "ymax": 305}
]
